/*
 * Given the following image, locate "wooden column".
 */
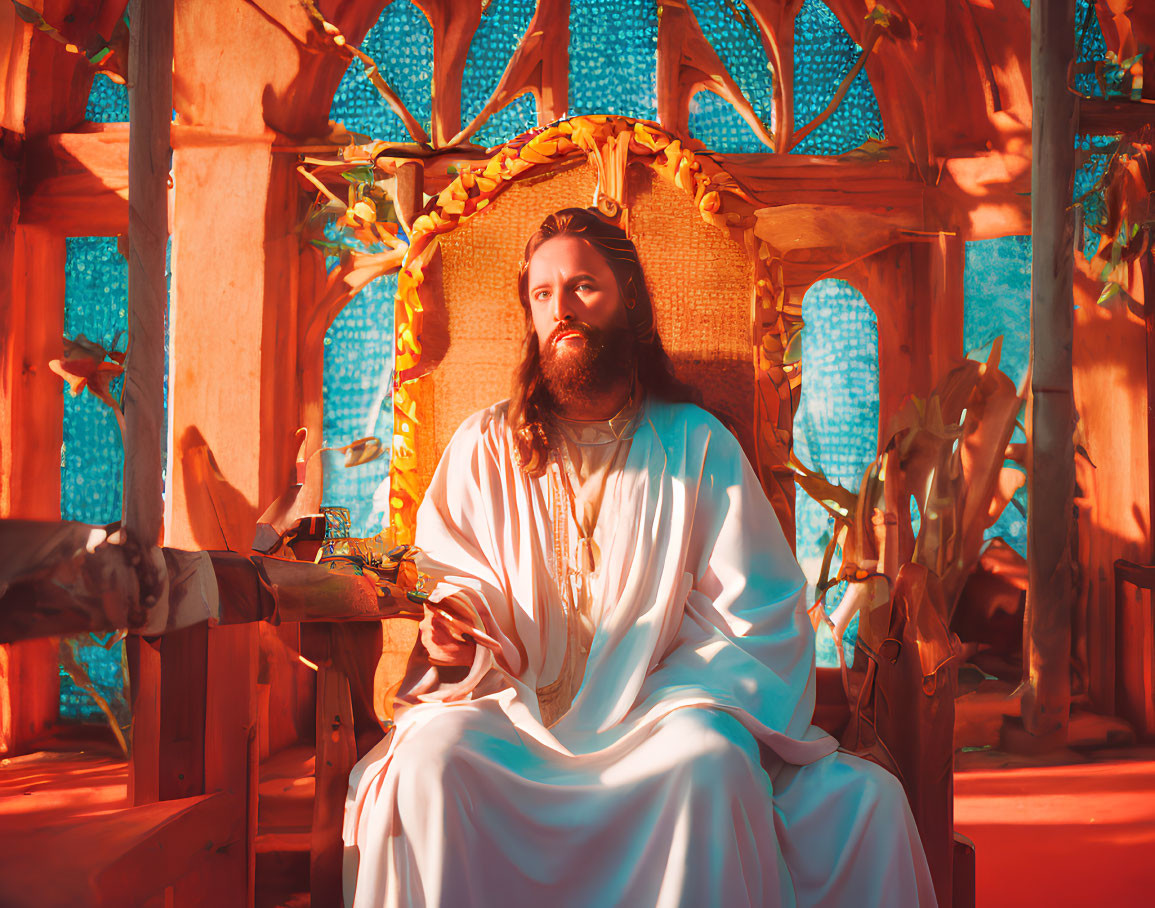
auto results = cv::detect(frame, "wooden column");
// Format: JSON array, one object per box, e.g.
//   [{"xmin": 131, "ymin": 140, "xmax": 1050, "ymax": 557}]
[
  {"xmin": 1023, "ymin": 0, "xmax": 1077, "ymax": 739},
  {"xmin": 124, "ymin": 0, "xmax": 172, "ymax": 807}
]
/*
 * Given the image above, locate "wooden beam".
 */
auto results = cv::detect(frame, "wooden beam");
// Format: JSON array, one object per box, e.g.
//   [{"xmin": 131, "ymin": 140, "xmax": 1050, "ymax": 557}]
[
  {"xmin": 0, "ymin": 521, "xmax": 417, "ymax": 644},
  {"xmin": 1023, "ymin": 0, "xmax": 1077, "ymax": 740},
  {"xmin": 20, "ymin": 126, "xmax": 130, "ymax": 234},
  {"xmin": 1078, "ymin": 97, "xmax": 1155, "ymax": 136}
]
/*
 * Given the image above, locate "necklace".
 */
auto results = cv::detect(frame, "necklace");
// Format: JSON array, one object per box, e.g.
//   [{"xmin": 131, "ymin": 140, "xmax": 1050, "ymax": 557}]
[
  {"xmin": 553, "ymin": 387, "xmax": 640, "ymax": 448},
  {"xmin": 537, "ymin": 416, "xmax": 631, "ymax": 727}
]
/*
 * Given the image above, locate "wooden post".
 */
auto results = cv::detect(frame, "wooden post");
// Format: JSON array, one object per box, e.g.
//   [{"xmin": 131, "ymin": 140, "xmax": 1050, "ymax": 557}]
[
  {"xmin": 0, "ymin": 227, "xmax": 65, "ymax": 755},
  {"xmin": 125, "ymin": 0, "xmax": 173, "ymax": 804},
  {"xmin": 1144, "ymin": 254, "xmax": 1155, "ymax": 562},
  {"xmin": 1023, "ymin": 0, "xmax": 1077, "ymax": 740}
]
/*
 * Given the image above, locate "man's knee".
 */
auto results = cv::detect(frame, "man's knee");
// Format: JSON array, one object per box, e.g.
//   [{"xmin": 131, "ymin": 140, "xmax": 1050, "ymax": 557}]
[
  {"xmin": 658, "ymin": 709, "xmax": 760, "ymax": 782},
  {"xmin": 390, "ymin": 708, "xmax": 478, "ymax": 791},
  {"xmin": 840, "ymin": 755, "xmax": 912, "ymax": 829}
]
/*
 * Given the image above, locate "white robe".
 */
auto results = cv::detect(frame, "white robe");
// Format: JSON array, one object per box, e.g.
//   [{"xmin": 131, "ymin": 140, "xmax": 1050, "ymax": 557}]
[{"xmin": 344, "ymin": 399, "xmax": 935, "ymax": 907}]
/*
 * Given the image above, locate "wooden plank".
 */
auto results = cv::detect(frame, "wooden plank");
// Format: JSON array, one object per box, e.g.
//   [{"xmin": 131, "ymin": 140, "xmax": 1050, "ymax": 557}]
[
  {"xmin": 1079, "ymin": 97, "xmax": 1155, "ymax": 136},
  {"xmin": 127, "ymin": 635, "xmax": 161, "ymax": 805},
  {"xmin": 0, "ymin": 639, "xmax": 60, "ymax": 755},
  {"xmin": 311, "ymin": 633, "xmax": 356, "ymax": 908},
  {"xmin": 0, "ymin": 790, "xmax": 240, "ymax": 908},
  {"xmin": 203, "ymin": 623, "xmax": 258, "ymax": 907},
  {"xmin": 1023, "ymin": 0, "xmax": 1077, "ymax": 740},
  {"xmin": 158, "ymin": 623, "xmax": 207, "ymax": 801},
  {"xmin": 20, "ymin": 125, "xmax": 130, "ymax": 234},
  {"xmin": 0, "ymin": 221, "xmax": 64, "ymax": 755}
]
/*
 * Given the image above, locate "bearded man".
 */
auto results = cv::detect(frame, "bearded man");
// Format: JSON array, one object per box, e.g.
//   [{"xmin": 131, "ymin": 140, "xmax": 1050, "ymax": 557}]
[{"xmin": 344, "ymin": 208, "xmax": 935, "ymax": 907}]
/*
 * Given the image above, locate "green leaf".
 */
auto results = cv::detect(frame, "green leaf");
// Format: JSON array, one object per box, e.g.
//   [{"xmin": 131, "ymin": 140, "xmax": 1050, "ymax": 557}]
[
  {"xmin": 341, "ymin": 165, "xmax": 376, "ymax": 185},
  {"xmin": 1096, "ymin": 281, "xmax": 1122, "ymax": 305}
]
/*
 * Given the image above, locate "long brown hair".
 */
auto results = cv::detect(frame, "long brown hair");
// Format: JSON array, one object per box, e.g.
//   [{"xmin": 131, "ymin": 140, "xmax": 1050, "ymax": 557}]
[{"xmin": 508, "ymin": 208, "xmax": 693, "ymax": 474}]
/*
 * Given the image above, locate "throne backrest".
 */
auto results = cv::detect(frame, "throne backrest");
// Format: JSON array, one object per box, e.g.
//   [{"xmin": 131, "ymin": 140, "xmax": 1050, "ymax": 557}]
[{"xmin": 389, "ymin": 118, "xmax": 796, "ymax": 543}]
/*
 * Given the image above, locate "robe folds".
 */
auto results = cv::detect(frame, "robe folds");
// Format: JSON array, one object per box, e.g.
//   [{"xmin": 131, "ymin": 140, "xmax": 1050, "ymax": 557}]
[{"xmin": 344, "ymin": 399, "xmax": 936, "ymax": 907}]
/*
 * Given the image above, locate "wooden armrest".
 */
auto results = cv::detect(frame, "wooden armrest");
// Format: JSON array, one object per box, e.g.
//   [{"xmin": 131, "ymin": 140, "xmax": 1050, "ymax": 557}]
[
  {"xmin": 0, "ymin": 791, "xmax": 241, "ymax": 907},
  {"xmin": 1114, "ymin": 558, "xmax": 1155, "ymax": 591}
]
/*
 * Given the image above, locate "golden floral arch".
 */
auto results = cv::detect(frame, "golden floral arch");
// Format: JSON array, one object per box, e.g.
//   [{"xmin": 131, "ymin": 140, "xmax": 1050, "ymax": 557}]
[{"xmin": 385, "ymin": 114, "xmax": 802, "ymax": 541}]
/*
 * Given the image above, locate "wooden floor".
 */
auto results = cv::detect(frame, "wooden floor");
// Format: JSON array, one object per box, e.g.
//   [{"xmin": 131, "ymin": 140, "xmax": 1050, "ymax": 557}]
[
  {"xmin": 4, "ymin": 736, "xmax": 1155, "ymax": 906},
  {"xmin": 955, "ymin": 748, "xmax": 1155, "ymax": 908}
]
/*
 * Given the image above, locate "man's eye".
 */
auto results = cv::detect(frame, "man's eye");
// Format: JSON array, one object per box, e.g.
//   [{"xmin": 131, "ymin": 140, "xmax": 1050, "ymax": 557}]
[
  {"xmin": 575, "ymin": 282, "xmax": 594, "ymax": 293},
  {"xmin": 533, "ymin": 290, "xmax": 551, "ymax": 303}
]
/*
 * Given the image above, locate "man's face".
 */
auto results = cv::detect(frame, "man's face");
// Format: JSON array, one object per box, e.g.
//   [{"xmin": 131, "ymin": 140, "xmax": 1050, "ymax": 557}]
[{"xmin": 526, "ymin": 235, "xmax": 635, "ymax": 406}]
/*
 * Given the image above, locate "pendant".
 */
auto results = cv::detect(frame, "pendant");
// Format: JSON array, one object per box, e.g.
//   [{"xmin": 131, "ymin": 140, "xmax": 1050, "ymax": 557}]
[{"xmin": 578, "ymin": 536, "xmax": 596, "ymax": 574}]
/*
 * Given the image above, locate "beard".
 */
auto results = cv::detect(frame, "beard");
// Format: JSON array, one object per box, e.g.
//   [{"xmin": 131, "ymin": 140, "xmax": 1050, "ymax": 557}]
[{"xmin": 539, "ymin": 321, "xmax": 636, "ymax": 409}]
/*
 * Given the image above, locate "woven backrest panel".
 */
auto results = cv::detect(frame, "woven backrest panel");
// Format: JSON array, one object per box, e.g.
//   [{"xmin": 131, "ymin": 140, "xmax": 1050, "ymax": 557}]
[{"xmin": 415, "ymin": 160, "xmax": 755, "ymax": 497}]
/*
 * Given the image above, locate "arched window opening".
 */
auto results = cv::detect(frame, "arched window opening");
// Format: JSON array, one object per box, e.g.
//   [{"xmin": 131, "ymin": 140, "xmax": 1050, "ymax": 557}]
[
  {"xmin": 568, "ymin": 0, "xmax": 658, "ymax": 122},
  {"xmin": 791, "ymin": 0, "xmax": 884, "ymax": 155},
  {"xmin": 963, "ymin": 235, "xmax": 1031, "ymax": 557},
  {"xmin": 58, "ymin": 237, "xmax": 131, "ymax": 730},
  {"xmin": 321, "ymin": 274, "xmax": 397, "ymax": 539},
  {"xmin": 794, "ymin": 278, "xmax": 880, "ymax": 665},
  {"xmin": 463, "ymin": 0, "xmax": 538, "ymax": 148},
  {"xmin": 685, "ymin": 0, "xmax": 775, "ymax": 153},
  {"xmin": 328, "ymin": 1, "xmax": 433, "ymax": 142}
]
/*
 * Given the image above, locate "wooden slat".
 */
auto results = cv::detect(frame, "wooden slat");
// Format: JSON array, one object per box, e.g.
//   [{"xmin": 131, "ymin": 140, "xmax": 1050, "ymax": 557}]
[{"xmin": 0, "ymin": 791, "xmax": 240, "ymax": 907}]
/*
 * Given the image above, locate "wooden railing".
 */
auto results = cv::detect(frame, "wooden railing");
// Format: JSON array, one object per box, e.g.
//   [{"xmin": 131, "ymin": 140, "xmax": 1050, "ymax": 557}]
[{"xmin": 0, "ymin": 516, "xmax": 418, "ymax": 906}]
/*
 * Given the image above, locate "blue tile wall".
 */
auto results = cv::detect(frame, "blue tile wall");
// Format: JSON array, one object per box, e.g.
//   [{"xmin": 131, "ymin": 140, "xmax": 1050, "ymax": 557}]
[{"xmin": 794, "ymin": 279, "xmax": 879, "ymax": 665}]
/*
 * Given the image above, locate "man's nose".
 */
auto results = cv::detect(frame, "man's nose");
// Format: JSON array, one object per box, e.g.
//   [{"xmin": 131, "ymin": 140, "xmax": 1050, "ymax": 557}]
[{"xmin": 550, "ymin": 287, "xmax": 579, "ymax": 323}]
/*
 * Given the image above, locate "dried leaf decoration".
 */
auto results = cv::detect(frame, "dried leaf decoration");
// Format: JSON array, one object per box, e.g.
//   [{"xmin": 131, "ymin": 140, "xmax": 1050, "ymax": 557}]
[
  {"xmin": 337, "ymin": 436, "xmax": 384, "ymax": 468},
  {"xmin": 1086, "ymin": 130, "xmax": 1154, "ymax": 299},
  {"xmin": 793, "ymin": 339, "xmax": 1024, "ymax": 668},
  {"xmin": 49, "ymin": 333, "xmax": 126, "ymax": 412}
]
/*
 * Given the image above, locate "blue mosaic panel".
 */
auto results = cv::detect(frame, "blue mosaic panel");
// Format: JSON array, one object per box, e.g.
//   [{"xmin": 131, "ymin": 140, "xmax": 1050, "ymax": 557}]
[
  {"xmin": 686, "ymin": 0, "xmax": 775, "ymax": 153},
  {"xmin": 59, "ymin": 635, "xmax": 130, "ymax": 727},
  {"xmin": 463, "ymin": 0, "xmax": 539, "ymax": 147},
  {"xmin": 62, "ymin": 237, "xmax": 127, "ymax": 525},
  {"xmin": 964, "ymin": 235, "xmax": 1030, "ymax": 557},
  {"xmin": 569, "ymin": 0, "xmax": 658, "ymax": 122},
  {"xmin": 475, "ymin": 93, "xmax": 540, "ymax": 148},
  {"xmin": 794, "ymin": 279, "xmax": 879, "ymax": 665},
  {"xmin": 1073, "ymin": 0, "xmax": 1116, "ymax": 100},
  {"xmin": 85, "ymin": 73, "xmax": 129, "ymax": 123},
  {"xmin": 322, "ymin": 273, "xmax": 396, "ymax": 538},
  {"xmin": 61, "ymin": 237, "xmax": 129, "ymax": 722},
  {"xmin": 791, "ymin": 0, "xmax": 884, "ymax": 155},
  {"xmin": 329, "ymin": 1, "xmax": 434, "ymax": 141},
  {"xmin": 1075, "ymin": 137, "xmax": 1119, "ymax": 257}
]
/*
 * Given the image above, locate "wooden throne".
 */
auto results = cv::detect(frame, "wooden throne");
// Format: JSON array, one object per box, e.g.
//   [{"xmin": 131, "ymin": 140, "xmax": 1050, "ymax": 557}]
[{"xmin": 380, "ymin": 115, "xmax": 970, "ymax": 907}]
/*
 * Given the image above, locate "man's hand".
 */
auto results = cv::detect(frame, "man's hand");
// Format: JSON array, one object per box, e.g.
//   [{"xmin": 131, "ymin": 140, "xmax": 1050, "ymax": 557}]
[{"xmin": 419, "ymin": 597, "xmax": 479, "ymax": 667}]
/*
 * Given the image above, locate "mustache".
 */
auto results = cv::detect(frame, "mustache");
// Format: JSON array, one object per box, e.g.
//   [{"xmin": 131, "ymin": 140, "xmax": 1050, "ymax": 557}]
[{"xmin": 547, "ymin": 321, "xmax": 597, "ymax": 346}]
